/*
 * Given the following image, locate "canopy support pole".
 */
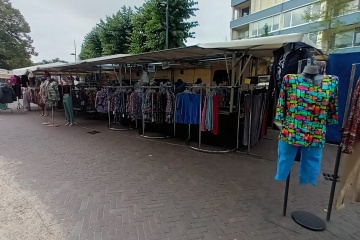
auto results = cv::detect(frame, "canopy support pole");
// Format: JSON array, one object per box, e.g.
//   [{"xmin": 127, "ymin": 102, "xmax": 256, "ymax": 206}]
[{"xmin": 230, "ymin": 52, "xmax": 236, "ymax": 113}]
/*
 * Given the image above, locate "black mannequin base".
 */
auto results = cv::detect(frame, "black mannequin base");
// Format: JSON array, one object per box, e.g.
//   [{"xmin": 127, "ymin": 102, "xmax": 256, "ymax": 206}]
[{"xmin": 292, "ymin": 211, "xmax": 326, "ymax": 231}]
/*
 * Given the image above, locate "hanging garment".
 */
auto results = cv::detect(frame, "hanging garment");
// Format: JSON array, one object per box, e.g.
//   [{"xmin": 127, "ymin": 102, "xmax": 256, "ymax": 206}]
[
  {"xmin": 269, "ymin": 43, "xmax": 314, "ymax": 100},
  {"xmin": 335, "ymin": 142, "xmax": 360, "ymax": 208},
  {"xmin": 205, "ymin": 95, "xmax": 213, "ymax": 131},
  {"xmin": 21, "ymin": 75, "xmax": 30, "ymax": 87},
  {"xmin": 275, "ymin": 74, "xmax": 339, "ymax": 147},
  {"xmin": 22, "ymin": 88, "xmax": 31, "ymax": 108},
  {"xmin": 63, "ymin": 95, "xmax": 75, "ymax": 124},
  {"xmin": 242, "ymin": 94, "xmax": 264, "ymax": 147},
  {"xmin": 275, "ymin": 140, "xmax": 323, "ymax": 186},
  {"xmin": 45, "ymin": 81, "xmax": 60, "ymax": 106},
  {"xmin": 212, "ymin": 95, "xmax": 220, "ymax": 135},
  {"xmin": 95, "ymin": 90, "xmax": 108, "ymax": 113},
  {"xmin": 175, "ymin": 93, "xmax": 201, "ymax": 124},
  {"xmin": 127, "ymin": 91, "xmax": 144, "ymax": 120},
  {"xmin": 0, "ymin": 86, "xmax": 17, "ymax": 104},
  {"xmin": 165, "ymin": 91, "xmax": 175, "ymax": 124},
  {"xmin": 201, "ymin": 96, "xmax": 207, "ymax": 131},
  {"xmin": 85, "ymin": 89, "xmax": 97, "ymax": 112},
  {"xmin": 341, "ymin": 77, "xmax": 360, "ymax": 154}
]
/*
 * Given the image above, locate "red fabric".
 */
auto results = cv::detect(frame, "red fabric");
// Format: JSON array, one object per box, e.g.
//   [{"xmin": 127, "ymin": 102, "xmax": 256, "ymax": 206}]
[
  {"xmin": 342, "ymin": 78, "xmax": 360, "ymax": 154},
  {"xmin": 212, "ymin": 95, "xmax": 220, "ymax": 135}
]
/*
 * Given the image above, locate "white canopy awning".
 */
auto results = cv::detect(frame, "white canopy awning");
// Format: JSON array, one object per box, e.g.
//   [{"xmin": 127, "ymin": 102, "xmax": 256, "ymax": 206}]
[
  {"xmin": 33, "ymin": 33, "xmax": 324, "ymax": 72},
  {"xmin": 11, "ymin": 62, "xmax": 69, "ymax": 75}
]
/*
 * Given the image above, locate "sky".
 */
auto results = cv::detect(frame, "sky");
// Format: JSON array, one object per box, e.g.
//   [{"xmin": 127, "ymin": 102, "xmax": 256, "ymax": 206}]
[{"xmin": 10, "ymin": 0, "xmax": 232, "ymax": 63}]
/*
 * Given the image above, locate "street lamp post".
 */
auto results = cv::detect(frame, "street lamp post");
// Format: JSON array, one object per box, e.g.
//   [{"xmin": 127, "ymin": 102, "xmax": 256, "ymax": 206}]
[{"xmin": 70, "ymin": 39, "xmax": 77, "ymax": 61}]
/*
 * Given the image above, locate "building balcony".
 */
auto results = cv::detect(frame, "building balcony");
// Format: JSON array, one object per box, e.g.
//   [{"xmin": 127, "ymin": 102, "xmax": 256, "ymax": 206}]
[
  {"xmin": 230, "ymin": 0, "xmax": 314, "ymax": 29},
  {"xmin": 231, "ymin": 0, "xmax": 249, "ymax": 7}
]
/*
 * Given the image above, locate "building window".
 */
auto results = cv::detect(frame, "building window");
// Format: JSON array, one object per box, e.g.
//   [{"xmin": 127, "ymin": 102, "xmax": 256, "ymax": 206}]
[
  {"xmin": 252, "ymin": 0, "xmax": 289, "ymax": 13},
  {"xmin": 250, "ymin": 15, "xmax": 281, "ymax": 37},
  {"xmin": 283, "ymin": 11, "xmax": 292, "ymax": 28},
  {"xmin": 242, "ymin": 7, "xmax": 250, "ymax": 17},
  {"xmin": 334, "ymin": 31, "xmax": 354, "ymax": 48}
]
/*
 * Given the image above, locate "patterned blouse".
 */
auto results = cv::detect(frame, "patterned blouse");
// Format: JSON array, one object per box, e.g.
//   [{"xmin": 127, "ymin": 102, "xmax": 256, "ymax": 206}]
[
  {"xmin": 341, "ymin": 78, "xmax": 360, "ymax": 154},
  {"xmin": 275, "ymin": 74, "xmax": 339, "ymax": 147}
]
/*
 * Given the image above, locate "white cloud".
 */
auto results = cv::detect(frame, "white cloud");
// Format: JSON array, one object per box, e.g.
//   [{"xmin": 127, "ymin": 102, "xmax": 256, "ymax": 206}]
[{"xmin": 10, "ymin": 0, "xmax": 231, "ymax": 62}]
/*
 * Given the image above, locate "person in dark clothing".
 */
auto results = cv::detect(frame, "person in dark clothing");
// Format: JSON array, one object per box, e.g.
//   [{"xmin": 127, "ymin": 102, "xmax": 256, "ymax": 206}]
[
  {"xmin": 195, "ymin": 78, "xmax": 202, "ymax": 84},
  {"xmin": 175, "ymin": 79, "xmax": 186, "ymax": 95},
  {"xmin": 21, "ymin": 75, "xmax": 30, "ymax": 87}
]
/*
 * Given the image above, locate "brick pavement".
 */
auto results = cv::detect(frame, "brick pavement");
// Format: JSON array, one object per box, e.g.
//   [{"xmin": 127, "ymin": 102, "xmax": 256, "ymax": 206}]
[{"xmin": 0, "ymin": 106, "xmax": 360, "ymax": 240}]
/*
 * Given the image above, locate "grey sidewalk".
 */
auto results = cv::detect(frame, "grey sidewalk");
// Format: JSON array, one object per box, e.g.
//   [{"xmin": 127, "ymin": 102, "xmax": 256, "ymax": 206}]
[{"xmin": 0, "ymin": 106, "xmax": 359, "ymax": 240}]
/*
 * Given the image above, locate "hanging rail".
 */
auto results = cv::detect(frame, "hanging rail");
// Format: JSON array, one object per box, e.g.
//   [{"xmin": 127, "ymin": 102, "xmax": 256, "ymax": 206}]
[
  {"xmin": 182, "ymin": 85, "xmax": 242, "ymax": 154},
  {"xmin": 105, "ymin": 86, "xmax": 135, "ymax": 131},
  {"xmin": 139, "ymin": 85, "xmax": 175, "ymax": 139}
]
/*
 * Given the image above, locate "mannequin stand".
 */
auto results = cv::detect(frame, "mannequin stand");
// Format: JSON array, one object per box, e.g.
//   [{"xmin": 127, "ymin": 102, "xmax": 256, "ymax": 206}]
[
  {"xmin": 282, "ymin": 174, "xmax": 326, "ymax": 231},
  {"xmin": 46, "ymin": 106, "xmax": 60, "ymax": 127},
  {"xmin": 41, "ymin": 108, "xmax": 51, "ymax": 125},
  {"xmin": 17, "ymin": 97, "xmax": 24, "ymax": 110}
]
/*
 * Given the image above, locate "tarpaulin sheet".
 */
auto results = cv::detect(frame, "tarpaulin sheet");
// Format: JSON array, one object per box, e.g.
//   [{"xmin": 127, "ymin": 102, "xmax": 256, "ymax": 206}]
[{"xmin": 326, "ymin": 52, "xmax": 360, "ymax": 143}]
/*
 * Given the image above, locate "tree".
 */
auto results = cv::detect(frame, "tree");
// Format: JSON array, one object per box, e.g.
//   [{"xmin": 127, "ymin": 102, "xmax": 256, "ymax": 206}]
[
  {"xmin": 34, "ymin": 58, "xmax": 68, "ymax": 65},
  {"xmin": 0, "ymin": 0, "xmax": 37, "ymax": 69},
  {"xmin": 129, "ymin": 0, "xmax": 199, "ymax": 54},
  {"xmin": 262, "ymin": 23, "xmax": 271, "ymax": 37},
  {"xmin": 303, "ymin": 0, "xmax": 356, "ymax": 51},
  {"xmin": 79, "ymin": 27, "xmax": 103, "ymax": 60},
  {"xmin": 98, "ymin": 6, "xmax": 134, "ymax": 56}
]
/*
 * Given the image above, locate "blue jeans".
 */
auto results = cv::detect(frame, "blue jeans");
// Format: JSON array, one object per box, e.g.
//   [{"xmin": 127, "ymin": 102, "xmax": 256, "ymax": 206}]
[{"xmin": 275, "ymin": 140, "xmax": 323, "ymax": 186}]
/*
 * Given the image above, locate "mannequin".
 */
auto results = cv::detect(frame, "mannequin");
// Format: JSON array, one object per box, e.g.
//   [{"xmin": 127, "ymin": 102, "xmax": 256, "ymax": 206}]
[
  {"xmin": 274, "ymin": 66, "xmax": 339, "ymax": 186},
  {"xmin": 38, "ymin": 78, "xmax": 48, "ymax": 116},
  {"xmin": 63, "ymin": 84, "xmax": 75, "ymax": 126}
]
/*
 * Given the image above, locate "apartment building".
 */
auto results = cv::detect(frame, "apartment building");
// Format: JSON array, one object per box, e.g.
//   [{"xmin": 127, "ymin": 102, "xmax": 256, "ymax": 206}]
[{"xmin": 230, "ymin": 0, "xmax": 360, "ymax": 52}]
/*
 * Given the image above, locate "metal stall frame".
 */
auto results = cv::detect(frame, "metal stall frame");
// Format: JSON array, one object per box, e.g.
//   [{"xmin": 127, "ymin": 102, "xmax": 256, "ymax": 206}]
[
  {"xmin": 183, "ymin": 85, "xmax": 242, "ymax": 154},
  {"xmin": 105, "ymin": 86, "xmax": 135, "ymax": 131},
  {"xmin": 138, "ymin": 85, "xmax": 175, "ymax": 139}
]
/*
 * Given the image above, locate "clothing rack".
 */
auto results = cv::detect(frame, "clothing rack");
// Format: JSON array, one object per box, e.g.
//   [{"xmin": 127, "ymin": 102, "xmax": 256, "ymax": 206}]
[
  {"xmin": 139, "ymin": 85, "xmax": 175, "ymax": 139},
  {"xmin": 327, "ymin": 63, "xmax": 360, "ymax": 221},
  {"xmin": 183, "ymin": 85, "xmax": 241, "ymax": 154},
  {"xmin": 105, "ymin": 86, "xmax": 135, "ymax": 131},
  {"xmin": 237, "ymin": 84, "xmax": 266, "ymax": 158}
]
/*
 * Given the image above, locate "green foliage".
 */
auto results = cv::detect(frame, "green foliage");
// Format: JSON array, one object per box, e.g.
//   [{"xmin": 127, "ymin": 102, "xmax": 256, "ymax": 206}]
[
  {"xmin": 303, "ymin": 0, "xmax": 355, "ymax": 51},
  {"xmin": 80, "ymin": 0, "xmax": 199, "ymax": 57},
  {"xmin": 79, "ymin": 27, "xmax": 103, "ymax": 60},
  {"xmin": 262, "ymin": 23, "xmax": 271, "ymax": 37},
  {"xmin": 0, "ymin": 0, "xmax": 37, "ymax": 69},
  {"xmin": 79, "ymin": 6, "xmax": 134, "ymax": 60},
  {"xmin": 129, "ymin": 0, "xmax": 199, "ymax": 54},
  {"xmin": 34, "ymin": 58, "xmax": 68, "ymax": 65},
  {"xmin": 98, "ymin": 6, "xmax": 134, "ymax": 56}
]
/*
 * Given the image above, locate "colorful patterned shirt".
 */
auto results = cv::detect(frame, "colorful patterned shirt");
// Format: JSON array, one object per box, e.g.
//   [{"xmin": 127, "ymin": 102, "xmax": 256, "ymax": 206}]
[{"xmin": 275, "ymin": 74, "xmax": 339, "ymax": 147}]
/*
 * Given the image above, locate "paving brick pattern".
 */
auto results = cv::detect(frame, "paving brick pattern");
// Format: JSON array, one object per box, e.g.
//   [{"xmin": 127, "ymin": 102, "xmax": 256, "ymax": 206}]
[{"xmin": 0, "ymin": 107, "xmax": 360, "ymax": 240}]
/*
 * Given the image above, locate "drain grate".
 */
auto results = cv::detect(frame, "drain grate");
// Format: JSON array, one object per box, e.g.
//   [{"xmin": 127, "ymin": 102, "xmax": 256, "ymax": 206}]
[
  {"xmin": 87, "ymin": 131, "xmax": 101, "ymax": 135},
  {"xmin": 323, "ymin": 173, "xmax": 340, "ymax": 182}
]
